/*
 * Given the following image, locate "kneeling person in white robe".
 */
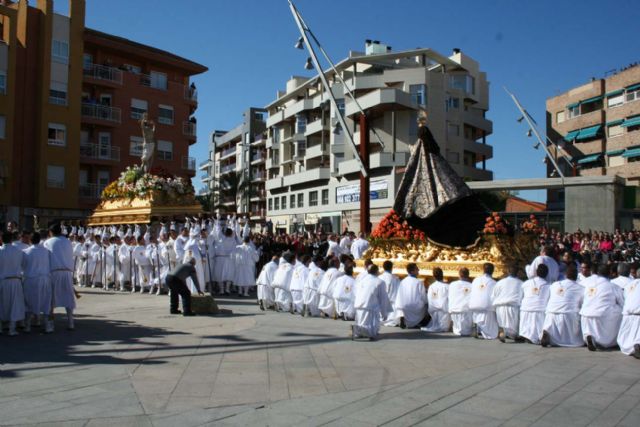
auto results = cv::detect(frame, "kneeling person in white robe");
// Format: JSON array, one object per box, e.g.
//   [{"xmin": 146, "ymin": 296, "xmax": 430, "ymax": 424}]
[
  {"xmin": 617, "ymin": 276, "xmax": 640, "ymax": 358},
  {"xmin": 421, "ymin": 268, "xmax": 451, "ymax": 332},
  {"xmin": 469, "ymin": 263, "xmax": 498, "ymax": 339},
  {"xmin": 394, "ymin": 263, "xmax": 428, "ymax": 328},
  {"xmin": 333, "ymin": 262, "xmax": 356, "ymax": 320},
  {"xmin": 448, "ymin": 268, "xmax": 473, "ymax": 336},
  {"xmin": 353, "ymin": 264, "xmax": 392, "ymax": 339},
  {"xmin": 541, "ymin": 264, "xmax": 584, "ymax": 347},
  {"xmin": 317, "ymin": 257, "xmax": 342, "ymax": 318},
  {"xmin": 290, "ymin": 255, "xmax": 311, "ymax": 313},
  {"xmin": 580, "ymin": 263, "xmax": 623, "ymax": 351},
  {"xmin": 519, "ymin": 264, "xmax": 551, "ymax": 344},
  {"xmin": 273, "ymin": 252, "xmax": 295, "ymax": 312},
  {"xmin": 257, "ymin": 255, "xmax": 278, "ymax": 310},
  {"xmin": 303, "ymin": 257, "xmax": 325, "ymax": 317},
  {"xmin": 492, "ymin": 264, "xmax": 523, "ymax": 342}
]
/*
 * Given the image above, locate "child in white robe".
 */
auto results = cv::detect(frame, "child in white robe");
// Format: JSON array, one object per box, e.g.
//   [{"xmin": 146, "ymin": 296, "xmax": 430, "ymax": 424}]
[
  {"xmin": 353, "ymin": 265, "xmax": 392, "ymax": 340},
  {"xmin": 421, "ymin": 268, "xmax": 450, "ymax": 333},
  {"xmin": 541, "ymin": 264, "xmax": 584, "ymax": 347}
]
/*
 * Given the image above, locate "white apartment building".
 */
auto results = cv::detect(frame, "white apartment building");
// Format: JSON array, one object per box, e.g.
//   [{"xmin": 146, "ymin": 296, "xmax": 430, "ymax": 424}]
[{"xmin": 264, "ymin": 42, "xmax": 493, "ymax": 233}]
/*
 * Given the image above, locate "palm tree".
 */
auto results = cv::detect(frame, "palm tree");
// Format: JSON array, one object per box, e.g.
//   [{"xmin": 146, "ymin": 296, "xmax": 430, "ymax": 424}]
[{"xmin": 213, "ymin": 170, "xmax": 250, "ymax": 214}]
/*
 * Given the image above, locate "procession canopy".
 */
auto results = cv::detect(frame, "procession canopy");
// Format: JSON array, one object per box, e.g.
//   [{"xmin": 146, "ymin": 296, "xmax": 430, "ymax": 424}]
[{"xmin": 393, "ymin": 122, "xmax": 488, "ymax": 248}]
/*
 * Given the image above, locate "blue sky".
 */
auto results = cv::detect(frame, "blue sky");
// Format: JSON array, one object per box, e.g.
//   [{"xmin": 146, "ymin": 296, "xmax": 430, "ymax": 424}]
[{"xmin": 58, "ymin": 0, "xmax": 640, "ymax": 200}]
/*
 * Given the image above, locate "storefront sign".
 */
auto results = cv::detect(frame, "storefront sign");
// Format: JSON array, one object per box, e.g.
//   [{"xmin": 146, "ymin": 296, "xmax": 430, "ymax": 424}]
[{"xmin": 336, "ymin": 180, "xmax": 388, "ymax": 204}]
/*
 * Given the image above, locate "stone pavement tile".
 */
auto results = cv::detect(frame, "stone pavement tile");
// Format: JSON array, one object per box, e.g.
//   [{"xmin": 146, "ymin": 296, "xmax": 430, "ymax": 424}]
[
  {"xmin": 584, "ymin": 393, "xmax": 640, "ymax": 427},
  {"xmin": 308, "ymin": 346, "xmax": 346, "ymax": 393},
  {"xmin": 478, "ymin": 382, "xmax": 550, "ymax": 404},
  {"xmin": 413, "ymin": 409, "xmax": 503, "ymax": 427},
  {"xmin": 137, "ymin": 392, "xmax": 172, "ymax": 413},
  {"xmin": 451, "ymin": 395, "xmax": 531, "ymax": 420},
  {"xmin": 322, "ymin": 418, "xmax": 377, "ymax": 427},
  {"xmin": 84, "ymin": 415, "xmax": 154, "ymax": 427},
  {"xmin": 342, "ymin": 395, "xmax": 432, "ymax": 425},
  {"xmin": 531, "ymin": 402, "xmax": 603, "ymax": 427},
  {"xmin": 616, "ymin": 406, "xmax": 640, "ymax": 427},
  {"xmin": 163, "ymin": 396, "xmax": 214, "ymax": 413},
  {"xmin": 501, "ymin": 402, "xmax": 557, "ymax": 427},
  {"xmin": 210, "ymin": 383, "xmax": 269, "ymax": 407},
  {"xmin": 215, "ymin": 407, "xmax": 310, "ymax": 427},
  {"xmin": 150, "ymin": 405, "xmax": 255, "ymax": 427},
  {"xmin": 4, "ymin": 421, "xmax": 87, "ymax": 427}
]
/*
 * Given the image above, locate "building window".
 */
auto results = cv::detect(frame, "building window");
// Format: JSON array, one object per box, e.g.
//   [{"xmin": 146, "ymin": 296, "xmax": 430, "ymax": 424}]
[
  {"xmin": 627, "ymin": 87, "xmax": 640, "ymax": 103},
  {"xmin": 0, "ymin": 71, "xmax": 6, "ymax": 94},
  {"xmin": 322, "ymin": 189, "xmax": 329, "ymax": 205},
  {"xmin": 608, "ymin": 124, "xmax": 624, "ymax": 138},
  {"xmin": 83, "ymin": 53, "xmax": 93, "ymax": 69},
  {"xmin": 131, "ymin": 98, "xmax": 148, "ymax": 119},
  {"xmin": 445, "ymin": 95, "xmax": 459, "ymax": 111},
  {"xmin": 297, "ymin": 193, "xmax": 304, "ymax": 208},
  {"xmin": 463, "ymin": 150, "xmax": 476, "ymax": 167},
  {"xmin": 608, "ymin": 94, "xmax": 624, "ymax": 108},
  {"xmin": 158, "ymin": 104, "xmax": 174, "ymax": 125},
  {"xmin": 268, "ymin": 198, "xmax": 273, "ymax": 211},
  {"xmin": 129, "ymin": 136, "xmax": 143, "ymax": 156},
  {"xmin": 568, "ymin": 105, "xmax": 580, "ymax": 119},
  {"xmin": 410, "ymin": 84, "xmax": 427, "ymax": 106},
  {"xmin": 149, "ymin": 71, "xmax": 168, "ymax": 90},
  {"xmin": 334, "ymin": 99, "xmax": 345, "ymax": 118},
  {"xmin": 51, "ymin": 40, "xmax": 69, "ymax": 64},
  {"xmin": 450, "ymin": 74, "xmax": 475, "ymax": 94},
  {"xmin": 290, "ymin": 194, "xmax": 295, "ymax": 208},
  {"xmin": 409, "ymin": 111, "xmax": 418, "ymax": 137},
  {"xmin": 47, "ymin": 165, "xmax": 65, "ymax": 188},
  {"xmin": 309, "ymin": 191, "xmax": 318, "ymax": 207},
  {"xmin": 98, "ymin": 132, "xmax": 111, "ymax": 159},
  {"xmin": 281, "ymin": 196, "xmax": 286, "ymax": 209},
  {"xmin": 556, "ymin": 111, "xmax": 566, "ymax": 124},
  {"xmin": 49, "ymin": 81, "xmax": 67, "ymax": 105},
  {"xmin": 274, "ymin": 197, "xmax": 280, "ymax": 210},
  {"xmin": 446, "ymin": 150, "xmax": 460, "ymax": 164},
  {"xmin": 447, "ymin": 122, "xmax": 460, "ymax": 138},
  {"xmin": 0, "ymin": 115, "xmax": 5, "ymax": 139},
  {"xmin": 157, "ymin": 140, "xmax": 173, "ymax": 160},
  {"xmin": 296, "ymin": 114, "xmax": 307, "ymax": 134},
  {"xmin": 47, "ymin": 123, "xmax": 66, "ymax": 147},
  {"xmin": 273, "ymin": 126, "xmax": 281, "ymax": 144}
]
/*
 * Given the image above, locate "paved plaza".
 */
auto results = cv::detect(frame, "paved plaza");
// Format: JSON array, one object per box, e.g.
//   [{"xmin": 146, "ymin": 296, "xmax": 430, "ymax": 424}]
[{"xmin": 1, "ymin": 289, "xmax": 639, "ymax": 427}]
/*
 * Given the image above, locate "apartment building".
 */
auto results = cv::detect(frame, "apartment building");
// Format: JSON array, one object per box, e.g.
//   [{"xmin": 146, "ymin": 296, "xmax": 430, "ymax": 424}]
[
  {"xmin": 0, "ymin": 0, "xmax": 207, "ymax": 227},
  {"xmin": 546, "ymin": 64, "xmax": 640, "ymax": 208},
  {"xmin": 263, "ymin": 42, "xmax": 493, "ymax": 233},
  {"xmin": 202, "ymin": 109, "xmax": 267, "ymax": 225}
]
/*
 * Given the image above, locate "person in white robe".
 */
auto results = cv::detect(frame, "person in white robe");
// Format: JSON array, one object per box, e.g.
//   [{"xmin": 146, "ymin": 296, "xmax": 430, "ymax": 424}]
[
  {"xmin": 317, "ymin": 257, "xmax": 343, "ymax": 318},
  {"xmin": 580, "ymin": 264, "xmax": 624, "ymax": 351},
  {"xmin": 527, "ymin": 246, "xmax": 559, "ymax": 283},
  {"xmin": 394, "ymin": 263, "xmax": 428, "ymax": 328},
  {"xmin": 73, "ymin": 235, "xmax": 87, "ymax": 287},
  {"xmin": 132, "ymin": 236, "xmax": 153, "ymax": 293},
  {"xmin": 22, "ymin": 232, "xmax": 52, "ymax": 333},
  {"xmin": 289, "ymin": 255, "xmax": 310, "ymax": 313},
  {"xmin": 174, "ymin": 227, "xmax": 188, "ymax": 266},
  {"xmin": 617, "ymin": 276, "xmax": 640, "ymax": 358},
  {"xmin": 257, "ymin": 255, "xmax": 279, "ymax": 310},
  {"xmin": 118, "ymin": 236, "xmax": 134, "ymax": 291},
  {"xmin": 333, "ymin": 263, "xmax": 356, "ymax": 320},
  {"xmin": 491, "ymin": 265, "xmax": 523, "ymax": 342},
  {"xmin": 611, "ymin": 263, "xmax": 633, "ymax": 289},
  {"xmin": 339, "ymin": 233, "xmax": 353, "ymax": 256},
  {"xmin": 272, "ymin": 252, "xmax": 296, "ymax": 312},
  {"xmin": 447, "ymin": 270, "xmax": 472, "ymax": 336},
  {"xmin": 233, "ymin": 236, "xmax": 260, "ymax": 297},
  {"xmin": 469, "ymin": 263, "xmax": 498, "ymax": 339},
  {"xmin": 215, "ymin": 225, "xmax": 240, "ymax": 295},
  {"xmin": 326, "ymin": 236, "xmax": 340, "ymax": 257},
  {"xmin": 353, "ymin": 264, "xmax": 392, "ymax": 340},
  {"xmin": 158, "ymin": 234, "xmax": 172, "ymax": 294},
  {"xmin": 421, "ymin": 268, "xmax": 451, "ymax": 333},
  {"xmin": 89, "ymin": 236, "xmax": 104, "ymax": 288},
  {"xmin": 578, "ymin": 261, "xmax": 592, "ymax": 285},
  {"xmin": 103, "ymin": 238, "xmax": 117, "ymax": 291},
  {"xmin": 44, "ymin": 224, "xmax": 77, "ymax": 332},
  {"xmin": 0, "ymin": 231, "xmax": 26, "ymax": 336},
  {"xmin": 350, "ymin": 233, "xmax": 370, "ymax": 260},
  {"xmin": 355, "ymin": 259, "xmax": 373, "ymax": 284},
  {"xmin": 519, "ymin": 264, "xmax": 551, "ymax": 344},
  {"xmin": 183, "ymin": 229, "xmax": 206, "ymax": 295},
  {"xmin": 147, "ymin": 237, "xmax": 163, "ymax": 295},
  {"xmin": 541, "ymin": 264, "xmax": 584, "ymax": 348},
  {"xmin": 303, "ymin": 257, "xmax": 325, "ymax": 317},
  {"xmin": 380, "ymin": 261, "xmax": 401, "ymax": 327}
]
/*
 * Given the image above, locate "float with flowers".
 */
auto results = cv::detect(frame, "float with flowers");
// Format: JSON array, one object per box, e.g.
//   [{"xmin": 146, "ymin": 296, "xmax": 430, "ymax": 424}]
[
  {"xmin": 359, "ymin": 209, "xmax": 539, "ymax": 280},
  {"xmin": 88, "ymin": 165, "xmax": 202, "ymax": 226}
]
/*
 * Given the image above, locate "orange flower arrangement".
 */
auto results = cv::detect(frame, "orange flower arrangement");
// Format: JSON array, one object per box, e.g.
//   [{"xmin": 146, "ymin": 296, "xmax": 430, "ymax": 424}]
[
  {"xmin": 483, "ymin": 212, "xmax": 509, "ymax": 235},
  {"xmin": 371, "ymin": 209, "xmax": 427, "ymax": 241},
  {"xmin": 520, "ymin": 214, "xmax": 541, "ymax": 234}
]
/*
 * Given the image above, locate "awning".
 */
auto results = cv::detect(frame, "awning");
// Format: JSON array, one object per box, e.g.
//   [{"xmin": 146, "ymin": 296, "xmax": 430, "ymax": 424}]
[
  {"xmin": 606, "ymin": 89, "xmax": 624, "ymax": 97},
  {"xmin": 564, "ymin": 130, "xmax": 580, "ymax": 142},
  {"xmin": 623, "ymin": 148, "xmax": 640, "ymax": 159},
  {"xmin": 626, "ymin": 83, "xmax": 640, "ymax": 91},
  {"xmin": 622, "ymin": 116, "xmax": 640, "ymax": 128},
  {"xmin": 566, "ymin": 101, "xmax": 580, "ymax": 109},
  {"xmin": 576, "ymin": 125, "xmax": 602, "ymax": 140},
  {"xmin": 577, "ymin": 153, "xmax": 602, "ymax": 165},
  {"xmin": 606, "ymin": 149, "xmax": 625, "ymax": 156},
  {"xmin": 580, "ymin": 96, "xmax": 603, "ymax": 105},
  {"xmin": 606, "ymin": 119, "xmax": 624, "ymax": 127}
]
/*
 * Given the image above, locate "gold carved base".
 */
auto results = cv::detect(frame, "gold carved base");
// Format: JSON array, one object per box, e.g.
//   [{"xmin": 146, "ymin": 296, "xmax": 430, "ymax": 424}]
[{"xmin": 357, "ymin": 235, "xmax": 539, "ymax": 281}]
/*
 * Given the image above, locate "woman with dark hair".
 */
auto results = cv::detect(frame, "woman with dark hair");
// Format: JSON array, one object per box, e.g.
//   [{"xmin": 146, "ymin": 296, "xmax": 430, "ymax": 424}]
[{"xmin": 393, "ymin": 112, "xmax": 488, "ymax": 248}]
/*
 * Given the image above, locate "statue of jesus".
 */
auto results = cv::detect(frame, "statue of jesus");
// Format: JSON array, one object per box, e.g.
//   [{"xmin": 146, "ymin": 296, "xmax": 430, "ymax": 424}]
[{"xmin": 140, "ymin": 113, "xmax": 156, "ymax": 174}]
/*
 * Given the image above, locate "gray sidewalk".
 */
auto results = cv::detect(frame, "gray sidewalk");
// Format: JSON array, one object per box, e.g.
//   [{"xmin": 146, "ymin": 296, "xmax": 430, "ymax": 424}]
[{"xmin": 1, "ymin": 289, "xmax": 639, "ymax": 426}]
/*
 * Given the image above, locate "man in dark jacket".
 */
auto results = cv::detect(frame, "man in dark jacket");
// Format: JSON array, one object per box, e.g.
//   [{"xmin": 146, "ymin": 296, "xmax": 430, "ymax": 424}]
[{"xmin": 166, "ymin": 258, "xmax": 203, "ymax": 316}]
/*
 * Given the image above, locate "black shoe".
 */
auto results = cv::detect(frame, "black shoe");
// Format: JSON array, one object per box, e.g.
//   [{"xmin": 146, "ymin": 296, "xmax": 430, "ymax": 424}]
[
  {"xmin": 498, "ymin": 327, "xmax": 506, "ymax": 343},
  {"xmin": 471, "ymin": 323, "xmax": 478, "ymax": 339},
  {"xmin": 633, "ymin": 344, "xmax": 640, "ymax": 360},
  {"xmin": 259, "ymin": 301, "xmax": 265, "ymax": 311},
  {"xmin": 541, "ymin": 330, "xmax": 550, "ymax": 348},
  {"xmin": 183, "ymin": 312, "xmax": 196, "ymax": 317},
  {"xmin": 399, "ymin": 317, "xmax": 406, "ymax": 329},
  {"xmin": 170, "ymin": 310, "xmax": 182, "ymax": 315},
  {"xmin": 514, "ymin": 336, "xmax": 526, "ymax": 343},
  {"xmin": 586, "ymin": 335, "xmax": 597, "ymax": 351}
]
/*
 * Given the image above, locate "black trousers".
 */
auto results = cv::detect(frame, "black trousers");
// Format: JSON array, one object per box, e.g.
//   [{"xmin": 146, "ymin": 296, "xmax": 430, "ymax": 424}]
[{"xmin": 166, "ymin": 275, "xmax": 192, "ymax": 313}]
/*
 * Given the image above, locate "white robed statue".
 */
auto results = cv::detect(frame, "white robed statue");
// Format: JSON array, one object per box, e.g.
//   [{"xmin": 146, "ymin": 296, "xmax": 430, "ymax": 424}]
[{"xmin": 140, "ymin": 113, "xmax": 156, "ymax": 174}]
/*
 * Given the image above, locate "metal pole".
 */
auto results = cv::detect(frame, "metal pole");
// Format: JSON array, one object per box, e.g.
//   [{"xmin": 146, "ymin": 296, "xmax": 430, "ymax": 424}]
[{"xmin": 359, "ymin": 114, "xmax": 370, "ymax": 234}]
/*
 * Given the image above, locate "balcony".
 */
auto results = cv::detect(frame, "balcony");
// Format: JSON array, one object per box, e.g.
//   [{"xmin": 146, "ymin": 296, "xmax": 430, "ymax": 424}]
[
  {"xmin": 338, "ymin": 152, "xmax": 409, "ymax": 176},
  {"xmin": 284, "ymin": 98, "xmax": 314, "ymax": 119},
  {"xmin": 251, "ymin": 152, "xmax": 266, "ymax": 164},
  {"xmin": 463, "ymin": 139, "xmax": 493, "ymax": 159},
  {"xmin": 199, "ymin": 159, "xmax": 210, "ymax": 170},
  {"xmin": 185, "ymin": 85, "xmax": 198, "ymax": 104},
  {"xmin": 305, "ymin": 143, "xmax": 328, "ymax": 159},
  {"xmin": 344, "ymin": 88, "xmax": 418, "ymax": 117},
  {"xmin": 304, "ymin": 118, "xmax": 330, "ymax": 136},
  {"xmin": 282, "ymin": 167, "xmax": 330, "ymax": 186},
  {"xmin": 251, "ymin": 171, "xmax": 266, "ymax": 181},
  {"xmin": 250, "ymin": 209, "xmax": 266, "ymax": 220},
  {"xmin": 220, "ymin": 196, "xmax": 236, "ymax": 206},
  {"xmin": 266, "ymin": 157, "xmax": 279, "ymax": 169},
  {"xmin": 462, "ymin": 166, "xmax": 493, "ymax": 181},
  {"xmin": 220, "ymin": 146, "xmax": 236, "ymax": 160},
  {"xmin": 221, "ymin": 164, "xmax": 236, "ymax": 175},
  {"xmin": 250, "ymin": 190, "xmax": 267, "ymax": 201},
  {"xmin": 182, "ymin": 156, "xmax": 196, "ymax": 172},
  {"xmin": 81, "ymin": 103, "xmax": 122, "ymax": 125},
  {"xmin": 80, "ymin": 143, "xmax": 121, "ymax": 162},
  {"xmin": 266, "ymin": 110, "xmax": 284, "ymax": 128},
  {"xmin": 79, "ymin": 183, "xmax": 106, "ymax": 200},
  {"xmin": 83, "ymin": 63, "xmax": 123, "ymax": 86},
  {"xmin": 266, "ymin": 177, "xmax": 284, "ymax": 190},
  {"xmin": 183, "ymin": 121, "xmax": 197, "ymax": 139}
]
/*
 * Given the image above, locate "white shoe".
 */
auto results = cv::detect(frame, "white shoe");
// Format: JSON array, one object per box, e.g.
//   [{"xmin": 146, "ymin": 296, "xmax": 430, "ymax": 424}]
[
  {"xmin": 9, "ymin": 323, "xmax": 18, "ymax": 336},
  {"xmin": 45, "ymin": 321, "xmax": 54, "ymax": 333}
]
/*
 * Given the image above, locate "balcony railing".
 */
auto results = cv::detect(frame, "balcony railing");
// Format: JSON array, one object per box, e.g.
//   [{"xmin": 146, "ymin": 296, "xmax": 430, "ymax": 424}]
[
  {"xmin": 251, "ymin": 152, "xmax": 266, "ymax": 162},
  {"xmin": 199, "ymin": 159, "xmax": 210, "ymax": 168},
  {"xmin": 79, "ymin": 183, "xmax": 106, "ymax": 200},
  {"xmin": 182, "ymin": 156, "xmax": 196, "ymax": 171},
  {"xmin": 221, "ymin": 147, "xmax": 236, "ymax": 158},
  {"xmin": 81, "ymin": 103, "xmax": 122, "ymax": 123},
  {"xmin": 185, "ymin": 85, "xmax": 198, "ymax": 102},
  {"xmin": 251, "ymin": 172, "xmax": 266, "ymax": 181},
  {"xmin": 83, "ymin": 63, "xmax": 123, "ymax": 85},
  {"xmin": 221, "ymin": 164, "xmax": 235, "ymax": 174},
  {"xmin": 80, "ymin": 143, "xmax": 121, "ymax": 162},
  {"xmin": 183, "ymin": 121, "xmax": 197, "ymax": 137}
]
